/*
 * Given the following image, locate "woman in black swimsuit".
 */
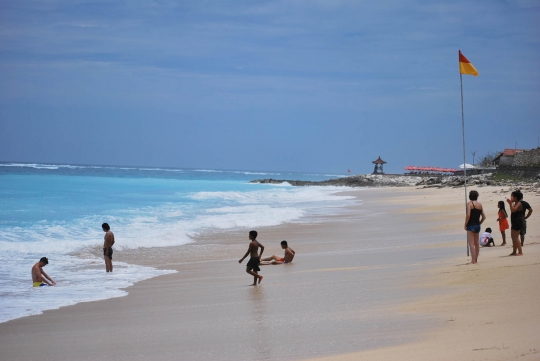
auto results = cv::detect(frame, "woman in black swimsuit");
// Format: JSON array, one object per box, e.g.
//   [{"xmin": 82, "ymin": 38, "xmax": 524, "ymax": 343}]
[
  {"xmin": 506, "ymin": 190, "xmax": 524, "ymax": 256},
  {"xmin": 464, "ymin": 190, "xmax": 486, "ymax": 264}
]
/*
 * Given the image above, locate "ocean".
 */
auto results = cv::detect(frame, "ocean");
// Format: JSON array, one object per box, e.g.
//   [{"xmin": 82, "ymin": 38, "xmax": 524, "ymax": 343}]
[{"xmin": 0, "ymin": 162, "xmax": 353, "ymax": 323}]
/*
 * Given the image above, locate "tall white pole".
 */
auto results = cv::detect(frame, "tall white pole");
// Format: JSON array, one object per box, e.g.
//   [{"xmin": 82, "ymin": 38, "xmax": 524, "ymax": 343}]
[{"xmin": 460, "ymin": 71, "xmax": 469, "ymax": 257}]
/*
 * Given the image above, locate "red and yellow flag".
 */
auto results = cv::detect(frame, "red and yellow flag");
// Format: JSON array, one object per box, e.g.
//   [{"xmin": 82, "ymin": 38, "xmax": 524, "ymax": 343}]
[{"xmin": 459, "ymin": 50, "xmax": 478, "ymax": 76}]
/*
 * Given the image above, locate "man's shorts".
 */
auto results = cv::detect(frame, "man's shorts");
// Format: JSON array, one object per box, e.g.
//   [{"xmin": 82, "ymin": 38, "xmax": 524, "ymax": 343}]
[
  {"xmin": 520, "ymin": 219, "xmax": 527, "ymax": 236},
  {"xmin": 246, "ymin": 257, "xmax": 260, "ymax": 272},
  {"xmin": 103, "ymin": 247, "xmax": 113, "ymax": 260}
]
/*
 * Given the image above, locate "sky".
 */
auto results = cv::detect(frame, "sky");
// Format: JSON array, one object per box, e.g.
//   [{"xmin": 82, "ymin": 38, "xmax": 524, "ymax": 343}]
[{"xmin": 1, "ymin": 0, "xmax": 539, "ymax": 174}]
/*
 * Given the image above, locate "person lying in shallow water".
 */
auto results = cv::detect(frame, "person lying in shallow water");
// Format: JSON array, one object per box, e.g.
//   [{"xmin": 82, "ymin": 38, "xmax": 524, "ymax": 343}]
[{"xmin": 260, "ymin": 240, "xmax": 295, "ymax": 265}]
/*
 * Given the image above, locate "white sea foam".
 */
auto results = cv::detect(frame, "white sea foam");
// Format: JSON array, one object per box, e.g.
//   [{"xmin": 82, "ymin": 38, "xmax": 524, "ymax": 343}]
[
  {"xmin": 138, "ymin": 168, "xmax": 184, "ymax": 172},
  {"xmin": 0, "ymin": 214, "xmax": 179, "ymax": 323},
  {"xmin": 0, "ymin": 163, "xmax": 336, "ymax": 178},
  {"xmin": 0, "ymin": 172, "xmax": 357, "ymax": 324},
  {"xmin": 260, "ymin": 181, "xmax": 292, "ymax": 187},
  {"xmin": 0, "ymin": 214, "xmax": 194, "ymax": 254},
  {"xmin": 231, "ymin": 171, "xmax": 282, "ymax": 176},
  {"xmin": 0, "ymin": 253, "xmax": 175, "ymax": 323},
  {"xmin": 0, "ymin": 163, "xmax": 184, "ymax": 172},
  {"xmin": 190, "ymin": 186, "xmax": 352, "ymax": 206},
  {"xmin": 0, "ymin": 187, "xmax": 353, "ymax": 255},
  {"xmin": 0, "ymin": 163, "xmax": 69, "ymax": 170},
  {"xmin": 0, "ymin": 163, "xmax": 110, "ymax": 170}
]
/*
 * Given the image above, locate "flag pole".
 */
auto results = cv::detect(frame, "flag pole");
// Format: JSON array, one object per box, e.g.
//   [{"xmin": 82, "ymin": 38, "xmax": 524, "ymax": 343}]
[{"xmin": 459, "ymin": 64, "xmax": 469, "ymax": 257}]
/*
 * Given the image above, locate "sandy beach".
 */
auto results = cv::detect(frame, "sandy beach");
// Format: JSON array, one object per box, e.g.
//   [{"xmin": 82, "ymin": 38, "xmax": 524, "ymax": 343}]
[
  {"xmin": 1, "ymin": 185, "xmax": 538, "ymax": 361},
  {"xmin": 3, "ymin": 2, "xmax": 538, "ymax": 360},
  {"xmin": 306, "ymin": 189, "xmax": 540, "ymax": 361}
]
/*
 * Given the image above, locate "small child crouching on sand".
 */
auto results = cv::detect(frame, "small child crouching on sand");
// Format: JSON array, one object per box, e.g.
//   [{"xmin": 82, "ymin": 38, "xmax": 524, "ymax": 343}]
[{"xmin": 479, "ymin": 228, "xmax": 495, "ymax": 247}]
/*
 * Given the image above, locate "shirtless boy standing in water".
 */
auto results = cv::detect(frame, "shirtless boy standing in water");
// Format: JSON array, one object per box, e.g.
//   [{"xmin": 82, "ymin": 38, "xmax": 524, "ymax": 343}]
[
  {"xmin": 261, "ymin": 240, "xmax": 295, "ymax": 264},
  {"xmin": 238, "ymin": 230, "xmax": 264, "ymax": 285},
  {"xmin": 102, "ymin": 223, "xmax": 115, "ymax": 272}
]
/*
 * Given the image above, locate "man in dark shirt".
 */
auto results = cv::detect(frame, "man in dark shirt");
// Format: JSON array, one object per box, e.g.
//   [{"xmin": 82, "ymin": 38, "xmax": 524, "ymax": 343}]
[{"xmin": 520, "ymin": 200, "xmax": 533, "ymax": 246}]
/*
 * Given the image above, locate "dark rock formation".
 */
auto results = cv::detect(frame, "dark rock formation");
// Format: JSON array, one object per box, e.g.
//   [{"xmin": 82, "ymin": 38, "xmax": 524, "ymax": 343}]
[
  {"xmin": 415, "ymin": 175, "xmax": 498, "ymax": 187},
  {"xmin": 251, "ymin": 174, "xmax": 422, "ymax": 187},
  {"xmin": 251, "ymin": 174, "xmax": 540, "ymax": 195}
]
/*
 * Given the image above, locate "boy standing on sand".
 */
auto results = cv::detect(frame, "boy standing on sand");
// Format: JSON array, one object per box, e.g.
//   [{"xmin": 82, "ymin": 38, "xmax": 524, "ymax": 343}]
[
  {"xmin": 102, "ymin": 223, "xmax": 115, "ymax": 272},
  {"xmin": 238, "ymin": 230, "xmax": 264, "ymax": 285}
]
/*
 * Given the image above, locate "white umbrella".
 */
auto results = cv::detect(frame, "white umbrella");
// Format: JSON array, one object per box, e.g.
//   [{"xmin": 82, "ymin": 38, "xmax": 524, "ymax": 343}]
[{"xmin": 459, "ymin": 163, "xmax": 476, "ymax": 169}]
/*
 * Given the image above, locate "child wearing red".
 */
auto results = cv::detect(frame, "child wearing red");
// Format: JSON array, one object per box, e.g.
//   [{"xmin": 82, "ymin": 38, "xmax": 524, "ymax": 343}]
[{"xmin": 497, "ymin": 201, "xmax": 509, "ymax": 246}]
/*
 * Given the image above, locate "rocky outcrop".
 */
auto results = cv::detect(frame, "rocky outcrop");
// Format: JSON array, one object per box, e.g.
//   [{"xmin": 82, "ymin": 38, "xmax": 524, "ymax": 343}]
[
  {"xmin": 415, "ymin": 174, "xmax": 498, "ymax": 187},
  {"xmin": 251, "ymin": 174, "xmax": 540, "ymax": 195},
  {"xmin": 251, "ymin": 174, "xmax": 423, "ymax": 187},
  {"xmin": 415, "ymin": 174, "xmax": 540, "ymax": 196}
]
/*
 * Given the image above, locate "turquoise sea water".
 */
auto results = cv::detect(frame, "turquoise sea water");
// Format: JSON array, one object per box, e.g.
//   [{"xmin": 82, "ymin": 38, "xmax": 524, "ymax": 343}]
[{"xmin": 0, "ymin": 163, "xmax": 352, "ymax": 323}]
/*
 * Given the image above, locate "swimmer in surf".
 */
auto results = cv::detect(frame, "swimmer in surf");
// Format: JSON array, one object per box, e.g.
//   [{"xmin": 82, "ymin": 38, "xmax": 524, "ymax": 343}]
[
  {"xmin": 261, "ymin": 240, "xmax": 295, "ymax": 264},
  {"xmin": 32, "ymin": 257, "xmax": 56, "ymax": 287}
]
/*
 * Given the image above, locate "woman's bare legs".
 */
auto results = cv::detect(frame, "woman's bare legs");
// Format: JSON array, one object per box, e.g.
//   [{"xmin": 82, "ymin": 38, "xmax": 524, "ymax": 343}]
[
  {"xmin": 473, "ymin": 232, "xmax": 480, "ymax": 263},
  {"xmin": 467, "ymin": 231, "xmax": 479, "ymax": 264},
  {"xmin": 500, "ymin": 231, "xmax": 506, "ymax": 246},
  {"xmin": 510, "ymin": 229, "xmax": 523, "ymax": 256}
]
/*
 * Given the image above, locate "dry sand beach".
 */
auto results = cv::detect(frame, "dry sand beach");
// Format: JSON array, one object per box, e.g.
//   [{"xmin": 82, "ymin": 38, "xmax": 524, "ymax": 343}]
[
  {"xmin": 307, "ymin": 186, "xmax": 540, "ymax": 361},
  {"xmin": 0, "ymin": 185, "xmax": 538, "ymax": 361}
]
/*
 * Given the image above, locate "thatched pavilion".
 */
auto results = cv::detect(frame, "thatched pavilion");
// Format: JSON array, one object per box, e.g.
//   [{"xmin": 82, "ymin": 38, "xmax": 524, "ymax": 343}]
[{"xmin": 372, "ymin": 156, "xmax": 387, "ymax": 174}]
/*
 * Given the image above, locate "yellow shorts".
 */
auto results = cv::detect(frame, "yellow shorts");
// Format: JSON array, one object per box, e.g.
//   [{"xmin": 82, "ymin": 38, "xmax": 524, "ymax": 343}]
[{"xmin": 33, "ymin": 282, "xmax": 45, "ymax": 287}]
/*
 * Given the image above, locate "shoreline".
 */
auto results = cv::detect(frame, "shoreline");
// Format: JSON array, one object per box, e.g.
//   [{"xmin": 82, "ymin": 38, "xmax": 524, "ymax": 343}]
[
  {"xmin": 1, "ymin": 185, "xmax": 537, "ymax": 360},
  {"xmin": 0, "ymin": 179, "xmax": 355, "ymax": 325}
]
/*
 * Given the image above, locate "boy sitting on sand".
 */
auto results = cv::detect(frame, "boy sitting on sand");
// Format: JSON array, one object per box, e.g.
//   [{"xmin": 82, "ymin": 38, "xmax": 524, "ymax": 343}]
[
  {"xmin": 261, "ymin": 240, "xmax": 295, "ymax": 265},
  {"xmin": 479, "ymin": 228, "xmax": 495, "ymax": 247}
]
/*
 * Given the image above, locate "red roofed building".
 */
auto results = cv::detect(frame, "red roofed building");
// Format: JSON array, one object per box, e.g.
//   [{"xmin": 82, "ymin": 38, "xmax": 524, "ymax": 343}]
[
  {"xmin": 496, "ymin": 148, "xmax": 525, "ymax": 166},
  {"xmin": 503, "ymin": 149, "xmax": 523, "ymax": 156}
]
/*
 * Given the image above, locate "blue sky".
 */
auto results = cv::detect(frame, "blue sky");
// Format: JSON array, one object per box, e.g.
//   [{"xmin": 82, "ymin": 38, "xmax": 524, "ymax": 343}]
[{"xmin": 1, "ymin": 0, "xmax": 539, "ymax": 174}]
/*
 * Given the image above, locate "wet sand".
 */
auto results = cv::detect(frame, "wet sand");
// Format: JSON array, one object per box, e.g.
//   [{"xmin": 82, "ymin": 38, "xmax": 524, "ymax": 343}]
[
  {"xmin": 305, "ymin": 186, "xmax": 540, "ymax": 361},
  {"xmin": 305, "ymin": 243, "xmax": 540, "ymax": 361},
  {"xmin": 0, "ymin": 186, "xmax": 538, "ymax": 360}
]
